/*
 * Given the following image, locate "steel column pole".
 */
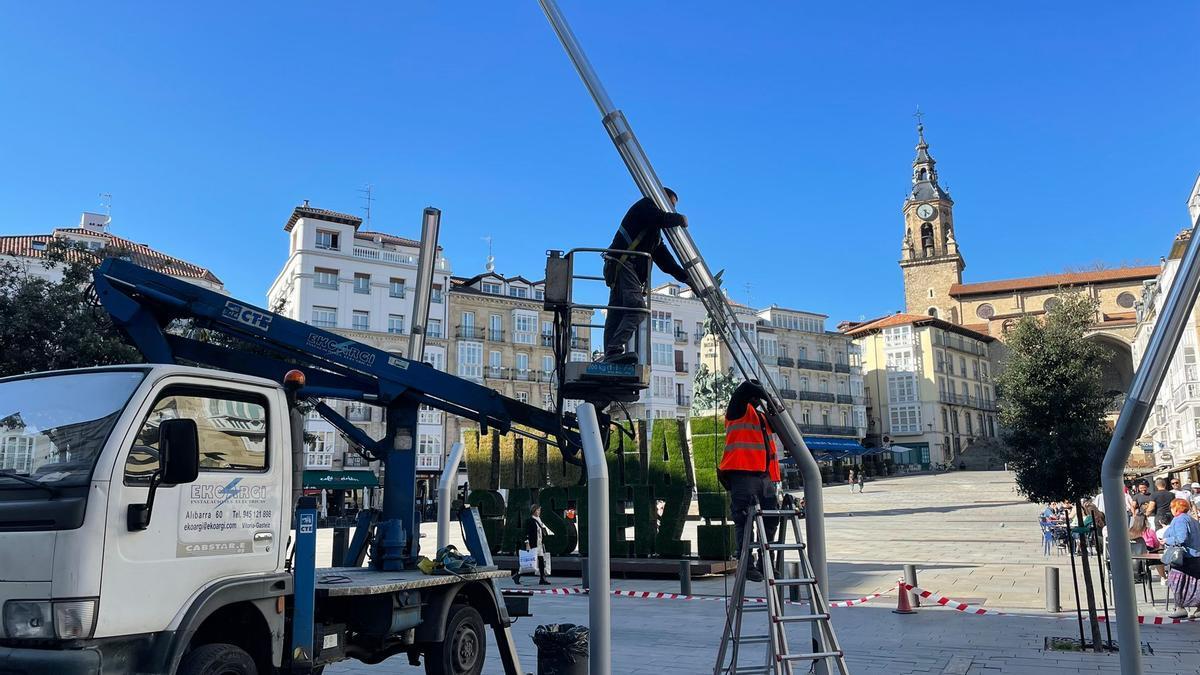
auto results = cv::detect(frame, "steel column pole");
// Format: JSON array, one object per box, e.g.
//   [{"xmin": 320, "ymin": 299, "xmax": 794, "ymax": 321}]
[
  {"xmin": 1102, "ymin": 202, "xmax": 1200, "ymax": 674},
  {"xmin": 437, "ymin": 442, "xmax": 464, "ymax": 552},
  {"xmin": 577, "ymin": 403, "xmax": 610, "ymax": 675},
  {"xmin": 536, "ymin": 0, "xmax": 828, "ymax": 587},
  {"xmin": 408, "ymin": 207, "xmax": 442, "ymax": 362}
]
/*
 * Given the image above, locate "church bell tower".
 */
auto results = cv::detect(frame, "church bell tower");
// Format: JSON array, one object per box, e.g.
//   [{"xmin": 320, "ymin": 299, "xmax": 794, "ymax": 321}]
[{"xmin": 899, "ymin": 119, "xmax": 965, "ymax": 323}]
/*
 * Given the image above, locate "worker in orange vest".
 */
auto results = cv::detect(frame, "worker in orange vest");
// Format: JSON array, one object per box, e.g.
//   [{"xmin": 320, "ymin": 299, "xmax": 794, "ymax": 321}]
[{"xmin": 718, "ymin": 379, "xmax": 781, "ymax": 583}]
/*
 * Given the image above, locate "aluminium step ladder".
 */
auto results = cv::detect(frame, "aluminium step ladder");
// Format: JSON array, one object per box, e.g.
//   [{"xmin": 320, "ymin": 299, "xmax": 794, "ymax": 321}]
[{"xmin": 714, "ymin": 499, "xmax": 849, "ymax": 675}]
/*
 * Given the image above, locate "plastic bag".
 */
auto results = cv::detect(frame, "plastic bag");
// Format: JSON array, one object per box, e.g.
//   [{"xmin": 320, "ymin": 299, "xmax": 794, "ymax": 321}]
[
  {"xmin": 518, "ymin": 548, "xmax": 539, "ymax": 573},
  {"xmin": 532, "ymin": 623, "xmax": 589, "ymax": 662}
]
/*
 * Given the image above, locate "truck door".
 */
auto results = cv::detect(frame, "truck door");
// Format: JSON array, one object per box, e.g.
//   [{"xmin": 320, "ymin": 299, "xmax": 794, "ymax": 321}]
[{"xmin": 99, "ymin": 381, "xmax": 286, "ymax": 638}]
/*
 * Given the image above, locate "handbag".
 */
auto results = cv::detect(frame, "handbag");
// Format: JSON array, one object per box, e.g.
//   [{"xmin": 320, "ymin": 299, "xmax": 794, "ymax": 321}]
[
  {"xmin": 1161, "ymin": 545, "xmax": 1185, "ymax": 568},
  {"xmin": 540, "ymin": 550, "xmax": 552, "ymax": 576},
  {"xmin": 518, "ymin": 548, "xmax": 538, "ymax": 574}
]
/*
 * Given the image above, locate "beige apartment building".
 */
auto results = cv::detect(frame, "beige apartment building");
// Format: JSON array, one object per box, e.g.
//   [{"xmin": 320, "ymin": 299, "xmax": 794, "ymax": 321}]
[
  {"xmin": 444, "ymin": 262, "xmax": 593, "ymax": 447},
  {"xmin": 846, "ymin": 313, "xmax": 998, "ymax": 469}
]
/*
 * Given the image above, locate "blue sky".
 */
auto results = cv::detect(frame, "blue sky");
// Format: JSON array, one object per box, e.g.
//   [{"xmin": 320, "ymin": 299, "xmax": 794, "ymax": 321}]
[{"xmin": 1, "ymin": 2, "xmax": 1197, "ymax": 324}]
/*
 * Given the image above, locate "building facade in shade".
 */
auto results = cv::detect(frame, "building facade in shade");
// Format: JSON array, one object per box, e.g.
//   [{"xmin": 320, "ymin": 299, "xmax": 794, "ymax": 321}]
[
  {"xmin": 443, "ymin": 262, "xmax": 594, "ymax": 447},
  {"xmin": 896, "ymin": 122, "xmax": 1159, "ymax": 408},
  {"xmin": 846, "ymin": 314, "xmax": 998, "ymax": 469},
  {"xmin": 0, "ymin": 211, "xmax": 224, "ymax": 291},
  {"xmin": 637, "ymin": 283, "xmax": 712, "ymax": 420},
  {"xmin": 1131, "ymin": 176, "xmax": 1200, "ymax": 477},
  {"xmin": 265, "ymin": 203, "xmax": 452, "ymax": 488}
]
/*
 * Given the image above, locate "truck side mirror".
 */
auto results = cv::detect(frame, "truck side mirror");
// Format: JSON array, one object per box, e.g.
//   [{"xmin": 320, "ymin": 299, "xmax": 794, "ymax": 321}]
[
  {"xmin": 128, "ymin": 419, "xmax": 200, "ymax": 531},
  {"xmin": 159, "ymin": 418, "xmax": 200, "ymax": 485}
]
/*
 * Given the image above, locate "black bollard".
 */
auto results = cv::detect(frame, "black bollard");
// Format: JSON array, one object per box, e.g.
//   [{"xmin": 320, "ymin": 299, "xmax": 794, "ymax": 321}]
[
  {"xmin": 331, "ymin": 528, "xmax": 348, "ymax": 567},
  {"xmin": 1045, "ymin": 566, "xmax": 1061, "ymax": 613},
  {"xmin": 679, "ymin": 560, "xmax": 692, "ymax": 596}
]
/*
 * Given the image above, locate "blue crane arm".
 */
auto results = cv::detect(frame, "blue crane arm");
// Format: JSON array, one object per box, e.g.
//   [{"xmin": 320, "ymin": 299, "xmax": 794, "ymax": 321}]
[{"xmin": 92, "ymin": 259, "xmax": 587, "ymax": 458}]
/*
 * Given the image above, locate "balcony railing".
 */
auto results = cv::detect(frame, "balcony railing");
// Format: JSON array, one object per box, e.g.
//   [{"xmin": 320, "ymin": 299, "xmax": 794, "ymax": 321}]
[
  {"xmin": 488, "ymin": 329, "xmax": 505, "ymax": 342},
  {"xmin": 456, "ymin": 325, "xmax": 485, "ymax": 340},
  {"xmin": 799, "ymin": 424, "xmax": 860, "ymax": 437},
  {"xmin": 485, "ymin": 366, "xmax": 504, "ymax": 379},
  {"xmin": 571, "ymin": 336, "xmax": 589, "ymax": 349},
  {"xmin": 676, "ymin": 394, "xmax": 692, "ymax": 407},
  {"xmin": 694, "ymin": 332, "xmax": 706, "ymax": 345},
  {"xmin": 795, "ymin": 358, "xmax": 834, "ymax": 372},
  {"xmin": 777, "ymin": 356, "xmax": 795, "ymax": 368},
  {"xmin": 936, "ymin": 332, "xmax": 986, "ymax": 356},
  {"xmin": 836, "ymin": 394, "xmax": 854, "ymax": 405},
  {"xmin": 674, "ymin": 329, "xmax": 689, "ymax": 344},
  {"xmin": 541, "ymin": 333, "xmax": 553, "ymax": 347},
  {"xmin": 796, "ymin": 390, "xmax": 836, "ymax": 403},
  {"xmin": 483, "ymin": 366, "xmax": 544, "ymax": 382},
  {"xmin": 834, "ymin": 362, "xmax": 851, "ymax": 373},
  {"xmin": 938, "ymin": 391, "xmax": 998, "ymax": 410},
  {"xmin": 675, "ymin": 363, "xmax": 690, "ymax": 374},
  {"xmin": 353, "ymin": 246, "xmax": 417, "ymax": 265},
  {"xmin": 431, "ymin": 291, "xmax": 444, "ymax": 304},
  {"xmin": 780, "ymin": 389, "xmax": 798, "ymax": 400}
]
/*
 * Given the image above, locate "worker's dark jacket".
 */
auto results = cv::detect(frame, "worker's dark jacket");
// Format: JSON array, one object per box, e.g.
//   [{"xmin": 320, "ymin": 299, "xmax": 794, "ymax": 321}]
[{"xmin": 607, "ymin": 197, "xmax": 689, "ymax": 284}]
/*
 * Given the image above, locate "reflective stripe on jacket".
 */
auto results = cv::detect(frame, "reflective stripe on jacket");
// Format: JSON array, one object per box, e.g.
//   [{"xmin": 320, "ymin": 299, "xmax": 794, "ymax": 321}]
[{"xmin": 720, "ymin": 403, "xmax": 781, "ymax": 482}]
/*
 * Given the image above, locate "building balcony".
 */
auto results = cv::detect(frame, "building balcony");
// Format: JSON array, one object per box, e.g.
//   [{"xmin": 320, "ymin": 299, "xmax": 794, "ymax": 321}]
[
  {"xmin": 795, "ymin": 390, "xmax": 836, "ymax": 403},
  {"xmin": 346, "ymin": 408, "xmax": 372, "ymax": 422},
  {"xmin": 674, "ymin": 329, "xmax": 689, "ymax": 344},
  {"xmin": 485, "ymin": 366, "xmax": 505, "ymax": 380},
  {"xmin": 488, "ymin": 329, "xmax": 506, "ymax": 342},
  {"xmin": 694, "ymin": 332, "xmax": 706, "ymax": 345},
  {"xmin": 571, "ymin": 336, "xmax": 589, "ymax": 350},
  {"xmin": 776, "ymin": 356, "xmax": 795, "ymax": 368},
  {"xmin": 780, "ymin": 389, "xmax": 798, "ymax": 400},
  {"xmin": 836, "ymin": 394, "xmax": 854, "ymax": 405},
  {"xmin": 353, "ymin": 246, "xmax": 417, "ymax": 265},
  {"xmin": 456, "ymin": 325, "xmax": 485, "ymax": 340},
  {"xmin": 795, "ymin": 358, "xmax": 834, "ymax": 372},
  {"xmin": 540, "ymin": 333, "xmax": 553, "ymax": 347},
  {"xmin": 676, "ymin": 394, "xmax": 692, "ymax": 408},
  {"xmin": 675, "ymin": 363, "xmax": 690, "ymax": 374},
  {"xmin": 936, "ymin": 332, "xmax": 986, "ymax": 356},
  {"xmin": 834, "ymin": 362, "xmax": 851, "ymax": 374},
  {"xmin": 799, "ymin": 424, "xmax": 859, "ymax": 437}
]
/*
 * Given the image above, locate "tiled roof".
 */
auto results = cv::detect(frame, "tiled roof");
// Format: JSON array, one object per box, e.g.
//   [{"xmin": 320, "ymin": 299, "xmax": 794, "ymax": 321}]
[
  {"xmin": 843, "ymin": 312, "xmax": 994, "ymax": 342},
  {"xmin": 0, "ymin": 231, "xmax": 222, "ymax": 284},
  {"xmin": 454, "ymin": 272, "xmax": 544, "ymax": 287},
  {"xmin": 283, "ymin": 205, "xmax": 362, "ymax": 231},
  {"xmin": 949, "ymin": 266, "xmax": 1160, "ymax": 297},
  {"xmin": 355, "ymin": 230, "xmax": 426, "ymax": 249}
]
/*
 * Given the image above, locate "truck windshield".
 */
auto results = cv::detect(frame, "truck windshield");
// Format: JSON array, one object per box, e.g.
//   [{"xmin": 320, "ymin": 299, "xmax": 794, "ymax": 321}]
[{"xmin": 0, "ymin": 370, "xmax": 145, "ymax": 487}]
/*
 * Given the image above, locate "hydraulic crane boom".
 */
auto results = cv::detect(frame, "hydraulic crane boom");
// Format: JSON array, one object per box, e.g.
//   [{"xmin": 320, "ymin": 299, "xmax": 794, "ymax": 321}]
[{"xmin": 536, "ymin": 0, "xmax": 830, "ymax": 594}]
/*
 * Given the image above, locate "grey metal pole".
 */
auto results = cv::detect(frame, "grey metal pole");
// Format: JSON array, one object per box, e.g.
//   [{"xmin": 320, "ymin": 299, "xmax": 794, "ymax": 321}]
[
  {"xmin": 679, "ymin": 560, "xmax": 692, "ymax": 596},
  {"xmin": 1102, "ymin": 200, "xmax": 1200, "ymax": 675},
  {"xmin": 536, "ymin": 0, "xmax": 829, "ymax": 593},
  {"xmin": 903, "ymin": 564, "xmax": 920, "ymax": 608},
  {"xmin": 407, "ymin": 207, "xmax": 441, "ymax": 361},
  {"xmin": 1045, "ymin": 566, "xmax": 1061, "ymax": 613},
  {"xmin": 577, "ymin": 403, "xmax": 610, "ymax": 675},
  {"xmin": 436, "ymin": 442, "xmax": 464, "ymax": 552}
]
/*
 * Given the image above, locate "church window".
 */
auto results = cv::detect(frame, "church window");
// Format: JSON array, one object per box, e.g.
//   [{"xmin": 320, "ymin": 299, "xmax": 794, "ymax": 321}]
[
  {"xmin": 1116, "ymin": 292, "xmax": 1136, "ymax": 309},
  {"xmin": 928, "ymin": 289, "xmax": 935, "ymax": 299},
  {"xmin": 917, "ymin": 168, "xmax": 928, "ymax": 181},
  {"xmin": 928, "ymin": 307, "xmax": 938, "ymax": 318},
  {"xmin": 920, "ymin": 222, "xmax": 935, "ymax": 255},
  {"xmin": 976, "ymin": 303, "xmax": 995, "ymax": 320},
  {"xmin": 1043, "ymin": 297, "xmax": 1062, "ymax": 313}
]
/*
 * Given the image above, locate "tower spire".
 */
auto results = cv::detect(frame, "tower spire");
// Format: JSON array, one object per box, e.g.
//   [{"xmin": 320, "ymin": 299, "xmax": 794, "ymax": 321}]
[{"xmin": 908, "ymin": 110, "xmax": 950, "ymax": 202}]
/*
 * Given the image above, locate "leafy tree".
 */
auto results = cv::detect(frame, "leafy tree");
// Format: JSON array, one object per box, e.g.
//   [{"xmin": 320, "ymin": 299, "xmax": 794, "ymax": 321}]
[
  {"xmin": 0, "ymin": 239, "xmax": 141, "ymax": 378},
  {"xmin": 997, "ymin": 291, "xmax": 1113, "ymax": 651}
]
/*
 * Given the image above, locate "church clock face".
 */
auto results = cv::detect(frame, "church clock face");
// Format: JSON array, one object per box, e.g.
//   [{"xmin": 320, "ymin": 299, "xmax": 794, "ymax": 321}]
[{"xmin": 916, "ymin": 203, "xmax": 937, "ymax": 220}]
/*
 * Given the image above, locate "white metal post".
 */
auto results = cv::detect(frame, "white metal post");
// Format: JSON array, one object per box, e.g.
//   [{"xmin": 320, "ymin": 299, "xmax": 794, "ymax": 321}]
[
  {"xmin": 576, "ymin": 403, "xmax": 610, "ymax": 675},
  {"xmin": 437, "ymin": 442, "xmax": 464, "ymax": 552}
]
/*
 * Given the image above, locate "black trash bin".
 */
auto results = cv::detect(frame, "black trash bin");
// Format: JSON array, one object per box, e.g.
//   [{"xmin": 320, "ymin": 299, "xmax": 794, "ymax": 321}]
[{"xmin": 533, "ymin": 623, "xmax": 589, "ymax": 675}]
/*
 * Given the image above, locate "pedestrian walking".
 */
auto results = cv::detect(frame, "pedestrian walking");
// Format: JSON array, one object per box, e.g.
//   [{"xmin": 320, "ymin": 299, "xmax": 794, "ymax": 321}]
[
  {"xmin": 1162, "ymin": 499, "xmax": 1200, "ymax": 619},
  {"xmin": 848, "ymin": 468, "xmax": 857, "ymax": 494},
  {"xmin": 857, "ymin": 471, "xmax": 865, "ymax": 494},
  {"xmin": 512, "ymin": 504, "xmax": 551, "ymax": 586},
  {"xmin": 718, "ymin": 379, "xmax": 781, "ymax": 583}
]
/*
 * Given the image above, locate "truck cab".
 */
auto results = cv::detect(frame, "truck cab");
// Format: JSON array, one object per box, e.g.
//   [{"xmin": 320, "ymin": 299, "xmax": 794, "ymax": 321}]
[{"xmin": 0, "ymin": 364, "xmax": 292, "ymax": 673}]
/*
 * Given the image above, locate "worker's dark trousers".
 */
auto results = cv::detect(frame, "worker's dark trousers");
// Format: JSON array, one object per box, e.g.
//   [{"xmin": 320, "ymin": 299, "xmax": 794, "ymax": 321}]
[
  {"xmin": 728, "ymin": 472, "xmax": 779, "ymax": 567},
  {"xmin": 602, "ymin": 259, "xmax": 646, "ymax": 356}
]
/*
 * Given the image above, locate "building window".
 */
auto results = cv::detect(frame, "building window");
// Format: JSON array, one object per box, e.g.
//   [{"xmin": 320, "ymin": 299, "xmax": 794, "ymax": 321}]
[
  {"xmin": 389, "ymin": 278, "xmax": 406, "ymax": 298},
  {"xmin": 427, "ymin": 318, "xmax": 443, "ymax": 338},
  {"xmin": 419, "ymin": 405, "xmax": 441, "ymax": 424},
  {"xmin": 314, "ymin": 268, "xmax": 338, "ymax": 289},
  {"xmin": 841, "ymin": 411, "xmax": 849, "ymax": 427},
  {"xmin": 543, "ymin": 393, "xmax": 554, "ymax": 409},
  {"xmin": 941, "ymin": 408, "xmax": 949, "ymax": 431},
  {"xmin": 1117, "ymin": 292, "xmax": 1137, "ymax": 309},
  {"xmin": 976, "ymin": 303, "xmax": 995, "ymax": 320},
  {"xmin": 513, "ymin": 313, "xmax": 536, "ymax": 344},
  {"xmin": 387, "ymin": 314, "xmax": 406, "ymax": 334},
  {"xmin": 508, "ymin": 286, "xmax": 528, "ymax": 298},
  {"xmin": 651, "ymin": 311, "xmax": 672, "ymax": 334},
  {"xmin": 353, "ymin": 273, "xmax": 370, "ymax": 294},
  {"xmin": 431, "ymin": 284, "xmax": 444, "ymax": 304},
  {"xmin": 516, "ymin": 391, "xmax": 529, "ymax": 404},
  {"xmin": 458, "ymin": 342, "xmax": 482, "ymax": 379},
  {"xmin": 959, "ymin": 357, "xmax": 967, "ymax": 376},
  {"xmin": 570, "ymin": 351, "xmax": 587, "ymax": 362},
  {"xmin": 482, "ymin": 282, "xmax": 502, "ymax": 295},
  {"xmin": 535, "ymin": 289, "xmax": 544, "ymax": 300},
  {"xmin": 424, "ymin": 349, "xmax": 444, "ymax": 371},
  {"xmin": 346, "ymin": 401, "xmax": 371, "ymax": 422},
  {"xmin": 887, "ymin": 375, "xmax": 916, "ymax": 403},
  {"xmin": 542, "ymin": 355, "xmax": 554, "ymax": 374},
  {"xmin": 315, "ymin": 230, "xmax": 340, "ymax": 250},
  {"xmin": 935, "ymin": 350, "xmax": 945, "ymax": 372},
  {"xmin": 928, "ymin": 307, "xmax": 939, "ymax": 318},
  {"xmin": 311, "ymin": 306, "xmax": 337, "ymax": 328},
  {"xmin": 652, "ymin": 343, "xmax": 673, "ymax": 366},
  {"xmin": 653, "ymin": 376, "xmax": 673, "ymax": 398},
  {"xmin": 889, "ymin": 405, "xmax": 921, "ymax": 434},
  {"xmin": 515, "ymin": 353, "xmax": 530, "ymax": 377},
  {"xmin": 965, "ymin": 414, "xmax": 973, "ymax": 435},
  {"xmin": 352, "ymin": 311, "xmax": 370, "ymax": 331},
  {"xmin": 801, "ymin": 408, "xmax": 811, "ymax": 424},
  {"xmin": 306, "ymin": 431, "xmax": 334, "ymax": 469},
  {"xmin": 0, "ymin": 435, "xmax": 34, "ymax": 474},
  {"xmin": 417, "ymin": 434, "xmax": 442, "ymax": 471}
]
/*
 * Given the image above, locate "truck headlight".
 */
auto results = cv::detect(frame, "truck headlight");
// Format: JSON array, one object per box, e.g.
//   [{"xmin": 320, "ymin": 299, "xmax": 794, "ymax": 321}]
[
  {"xmin": 3, "ymin": 599, "xmax": 98, "ymax": 640},
  {"xmin": 4, "ymin": 601, "xmax": 53, "ymax": 639},
  {"xmin": 53, "ymin": 600, "xmax": 98, "ymax": 639}
]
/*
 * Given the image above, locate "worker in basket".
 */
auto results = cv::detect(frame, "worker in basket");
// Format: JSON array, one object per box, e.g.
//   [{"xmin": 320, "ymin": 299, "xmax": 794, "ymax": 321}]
[
  {"xmin": 601, "ymin": 187, "xmax": 696, "ymax": 364},
  {"xmin": 718, "ymin": 378, "xmax": 782, "ymax": 583}
]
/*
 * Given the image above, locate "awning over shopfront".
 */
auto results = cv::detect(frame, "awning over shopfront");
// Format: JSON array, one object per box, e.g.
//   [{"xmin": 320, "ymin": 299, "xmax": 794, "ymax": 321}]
[
  {"xmin": 302, "ymin": 470, "xmax": 379, "ymax": 490},
  {"xmin": 790, "ymin": 436, "xmax": 870, "ymax": 462}
]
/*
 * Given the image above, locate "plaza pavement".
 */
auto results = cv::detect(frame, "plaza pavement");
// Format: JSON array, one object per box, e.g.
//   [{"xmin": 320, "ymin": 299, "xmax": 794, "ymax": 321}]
[{"xmin": 325, "ymin": 471, "xmax": 1200, "ymax": 674}]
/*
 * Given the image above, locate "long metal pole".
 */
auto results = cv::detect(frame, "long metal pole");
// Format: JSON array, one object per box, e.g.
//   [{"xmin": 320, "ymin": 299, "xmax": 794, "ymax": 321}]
[
  {"xmin": 1102, "ymin": 198, "xmax": 1200, "ymax": 674},
  {"xmin": 577, "ymin": 403, "xmax": 610, "ymax": 675},
  {"xmin": 536, "ymin": 0, "xmax": 829, "ymax": 591},
  {"xmin": 407, "ymin": 207, "xmax": 442, "ymax": 361},
  {"xmin": 437, "ymin": 442, "xmax": 464, "ymax": 552}
]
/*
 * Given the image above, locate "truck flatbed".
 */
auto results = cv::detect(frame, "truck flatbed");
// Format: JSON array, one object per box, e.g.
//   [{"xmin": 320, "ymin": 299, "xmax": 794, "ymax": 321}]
[{"xmin": 315, "ymin": 567, "xmax": 512, "ymax": 597}]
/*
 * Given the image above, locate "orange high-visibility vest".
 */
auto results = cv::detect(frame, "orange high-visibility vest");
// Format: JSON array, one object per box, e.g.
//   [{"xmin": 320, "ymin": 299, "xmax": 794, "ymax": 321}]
[{"xmin": 720, "ymin": 404, "xmax": 781, "ymax": 482}]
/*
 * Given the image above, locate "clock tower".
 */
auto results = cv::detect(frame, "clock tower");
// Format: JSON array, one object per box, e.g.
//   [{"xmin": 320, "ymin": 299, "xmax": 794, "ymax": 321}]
[{"xmin": 899, "ymin": 121, "xmax": 965, "ymax": 322}]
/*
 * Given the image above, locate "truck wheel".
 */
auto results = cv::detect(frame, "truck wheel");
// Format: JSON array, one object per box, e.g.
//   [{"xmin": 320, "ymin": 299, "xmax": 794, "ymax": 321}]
[
  {"xmin": 424, "ymin": 604, "xmax": 486, "ymax": 675},
  {"xmin": 177, "ymin": 643, "xmax": 257, "ymax": 675}
]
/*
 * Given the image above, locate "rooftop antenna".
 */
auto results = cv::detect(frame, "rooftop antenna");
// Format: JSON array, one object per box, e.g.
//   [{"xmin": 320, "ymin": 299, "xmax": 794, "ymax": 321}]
[
  {"xmin": 358, "ymin": 184, "xmax": 374, "ymax": 228},
  {"xmin": 482, "ymin": 235, "xmax": 495, "ymax": 273},
  {"xmin": 99, "ymin": 193, "xmax": 113, "ymax": 227},
  {"xmin": 743, "ymin": 281, "xmax": 753, "ymax": 306}
]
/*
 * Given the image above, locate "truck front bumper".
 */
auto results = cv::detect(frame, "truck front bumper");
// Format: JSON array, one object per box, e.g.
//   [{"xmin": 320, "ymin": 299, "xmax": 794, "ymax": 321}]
[{"xmin": 0, "ymin": 645, "xmax": 101, "ymax": 674}]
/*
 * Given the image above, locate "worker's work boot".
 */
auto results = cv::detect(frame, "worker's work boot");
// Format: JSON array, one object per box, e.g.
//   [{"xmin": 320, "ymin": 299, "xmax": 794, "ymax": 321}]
[
  {"xmin": 602, "ymin": 349, "xmax": 638, "ymax": 365},
  {"xmin": 746, "ymin": 568, "xmax": 764, "ymax": 583}
]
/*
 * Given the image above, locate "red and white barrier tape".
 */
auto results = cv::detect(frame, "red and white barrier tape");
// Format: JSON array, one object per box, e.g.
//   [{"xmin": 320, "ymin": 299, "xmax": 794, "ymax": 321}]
[
  {"xmin": 901, "ymin": 583, "xmax": 1198, "ymax": 625},
  {"xmin": 514, "ymin": 585, "xmax": 890, "ymax": 607}
]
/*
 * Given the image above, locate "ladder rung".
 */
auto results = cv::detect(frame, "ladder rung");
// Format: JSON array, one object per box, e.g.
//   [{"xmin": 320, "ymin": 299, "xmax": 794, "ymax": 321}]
[
  {"xmin": 734, "ymin": 634, "xmax": 771, "ymax": 645},
  {"xmin": 761, "ymin": 542, "xmax": 805, "ymax": 551},
  {"xmin": 758, "ymin": 509, "xmax": 802, "ymax": 516},
  {"xmin": 779, "ymin": 651, "xmax": 844, "ymax": 662},
  {"xmin": 740, "ymin": 603, "xmax": 770, "ymax": 612},
  {"xmin": 773, "ymin": 613, "xmax": 830, "ymax": 623},
  {"xmin": 732, "ymin": 667, "xmax": 771, "ymax": 675},
  {"xmin": 769, "ymin": 577, "xmax": 816, "ymax": 586}
]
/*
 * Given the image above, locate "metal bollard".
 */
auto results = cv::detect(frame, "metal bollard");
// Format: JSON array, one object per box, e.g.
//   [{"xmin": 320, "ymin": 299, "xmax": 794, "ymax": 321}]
[
  {"xmin": 331, "ymin": 528, "xmax": 348, "ymax": 567},
  {"xmin": 581, "ymin": 557, "xmax": 589, "ymax": 590},
  {"xmin": 903, "ymin": 564, "xmax": 919, "ymax": 608},
  {"xmin": 787, "ymin": 562, "xmax": 802, "ymax": 603},
  {"xmin": 679, "ymin": 560, "xmax": 692, "ymax": 595},
  {"xmin": 1045, "ymin": 566, "xmax": 1060, "ymax": 613}
]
